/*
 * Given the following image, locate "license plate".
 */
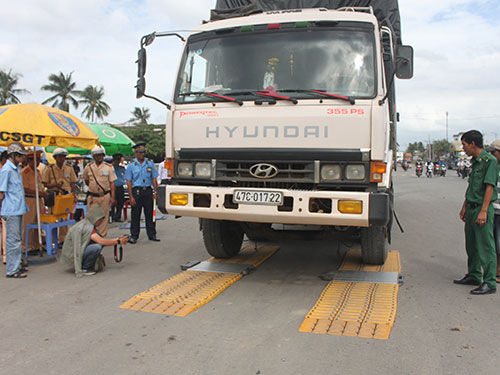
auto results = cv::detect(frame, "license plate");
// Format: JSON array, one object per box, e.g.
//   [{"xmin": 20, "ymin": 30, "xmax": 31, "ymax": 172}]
[{"xmin": 233, "ymin": 190, "xmax": 283, "ymax": 206}]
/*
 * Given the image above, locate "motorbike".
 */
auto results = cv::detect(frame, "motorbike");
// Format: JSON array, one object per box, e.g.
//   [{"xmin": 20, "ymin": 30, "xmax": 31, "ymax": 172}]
[
  {"xmin": 426, "ymin": 164, "xmax": 433, "ymax": 178},
  {"xmin": 433, "ymin": 163, "xmax": 440, "ymax": 176},
  {"xmin": 440, "ymin": 164, "xmax": 447, "ymax": 177},
  {"xmin": 402, "ymin": 161, "xmax": 408, "ymax": 171},
  {"xmin": 416, "ymin": 164, "xmax": 423, "ymax": 177}
]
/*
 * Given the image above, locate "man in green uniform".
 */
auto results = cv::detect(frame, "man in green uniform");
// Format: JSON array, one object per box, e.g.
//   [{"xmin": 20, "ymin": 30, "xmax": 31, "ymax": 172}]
[{"xmin": 454, "ymin": 130, "xmax": 499, "ymax": 294}]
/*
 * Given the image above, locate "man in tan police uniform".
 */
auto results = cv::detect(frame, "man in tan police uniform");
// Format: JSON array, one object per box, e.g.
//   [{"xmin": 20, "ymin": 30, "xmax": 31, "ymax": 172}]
[
  {"xmin": 42, "ymin": 147, "xmax": 77, "ymax": 243},
  {"xmin": 83, "ymin": 146, "xmax": 116, "ymax": 236},
  {"xmin": 22, "ymin": 150, "xmax": 49, "ymax": 253}
]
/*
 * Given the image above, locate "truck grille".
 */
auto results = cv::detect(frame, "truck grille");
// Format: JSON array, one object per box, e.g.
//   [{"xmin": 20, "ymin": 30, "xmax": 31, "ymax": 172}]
[{"xmin": 216, "ymin": 161, "xmax": 315, "ymax": 183}]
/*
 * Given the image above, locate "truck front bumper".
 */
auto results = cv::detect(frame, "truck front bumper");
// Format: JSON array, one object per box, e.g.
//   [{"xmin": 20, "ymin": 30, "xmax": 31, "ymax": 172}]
[{"xmin": 160, "ymin": 185, "xmax": 389, "ymax": 227}]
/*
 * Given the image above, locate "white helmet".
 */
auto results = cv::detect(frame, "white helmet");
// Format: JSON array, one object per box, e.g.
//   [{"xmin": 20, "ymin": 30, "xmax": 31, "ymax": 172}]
[
  {"xmin": 52, "ymin": 147, "xmax": 69, "ymax": 156},
  {"xmin": 91, "ymin": 146, "xmax": 105, "ymax": 155}
]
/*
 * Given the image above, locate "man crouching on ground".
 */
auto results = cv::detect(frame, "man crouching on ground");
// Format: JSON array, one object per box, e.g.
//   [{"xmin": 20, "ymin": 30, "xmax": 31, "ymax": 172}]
[{"xmin": 61, "ymin": 206, "xmax": 129, "ymax": 277}]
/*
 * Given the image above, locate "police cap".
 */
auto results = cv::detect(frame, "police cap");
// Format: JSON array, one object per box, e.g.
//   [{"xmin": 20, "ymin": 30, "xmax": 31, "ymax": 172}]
[
  {"xmin": 91, "ymin": 145, "xmax": 106, "ymax": 155},
  {"xmin": 53, "ymin": 147, "xmax": 69, "ymax": 156},
  {"xmin": 132, "ymin": 143, "xmax": 146, "ymax": 153},
  {"xmin": 486, "ymin": 140, "xmax": 500, "ymax": 153},
  {"xmin": 27, "ymin": 150, "xmax": 43, "ymax": 159}
]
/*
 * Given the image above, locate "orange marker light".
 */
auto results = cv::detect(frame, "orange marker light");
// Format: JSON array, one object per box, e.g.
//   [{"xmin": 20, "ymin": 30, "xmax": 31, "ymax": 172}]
[
  {"xmin": 165, "ymin": 158, "xmax": 174, "ymax": 178},
  {"xmin": 370, "ymin": 162, "xmax": 387, "ymax": 183}
]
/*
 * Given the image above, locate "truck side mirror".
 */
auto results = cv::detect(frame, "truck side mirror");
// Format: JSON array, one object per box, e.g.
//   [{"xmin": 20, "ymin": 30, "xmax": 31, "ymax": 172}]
[
  {"xmin": 137, "ymin": 48, "xmax": 147, "ymax": 78},
  {"xmin": 136, "ymin": 77, "xmax": 145, "ymax": 99},
  {"xmin": 395, "ymin": 45, "xmax": 414, "ymax": 79}
]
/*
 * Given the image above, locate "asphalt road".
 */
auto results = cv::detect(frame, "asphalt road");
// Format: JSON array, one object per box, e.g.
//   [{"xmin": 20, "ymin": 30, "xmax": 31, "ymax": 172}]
[{"xmin": 1, "ymin": 169, "xmax": 500, "ymax": 375}]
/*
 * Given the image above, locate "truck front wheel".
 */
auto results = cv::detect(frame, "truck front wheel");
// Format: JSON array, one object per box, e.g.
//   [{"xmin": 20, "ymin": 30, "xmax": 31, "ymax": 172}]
[
  {"xmin": 201, "ymin": 219, "xmax": 244, "ymax": 258},
  {"xmin": 360, "ymin": 226, "xmax": 388, "ymax": 265}
]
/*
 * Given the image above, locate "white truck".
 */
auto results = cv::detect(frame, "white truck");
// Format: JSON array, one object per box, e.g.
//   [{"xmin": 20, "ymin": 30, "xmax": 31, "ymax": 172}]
[{"xmin": 136, "ymin": 0, "xmax": 413, "ymax": 264}]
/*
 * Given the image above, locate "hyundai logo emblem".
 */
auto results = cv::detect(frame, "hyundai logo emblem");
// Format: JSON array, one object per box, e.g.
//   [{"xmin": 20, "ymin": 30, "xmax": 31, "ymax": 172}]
[{"xmin": 249, "ymin": 163, "xmax": 279, "ymax": 179}]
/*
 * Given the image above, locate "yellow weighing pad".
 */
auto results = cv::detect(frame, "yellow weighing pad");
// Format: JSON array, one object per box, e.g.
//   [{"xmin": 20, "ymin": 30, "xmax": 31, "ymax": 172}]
[
  {"xmin": 120, "ymin": 244, "xmax": 279, "ymax": 317},
  {"xmin": 299, "ymin": 250, "xmax": 401, "ymax": 340}
]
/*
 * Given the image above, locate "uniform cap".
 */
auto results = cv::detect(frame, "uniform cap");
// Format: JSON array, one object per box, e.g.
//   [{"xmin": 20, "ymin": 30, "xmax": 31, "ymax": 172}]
[
  {"xmin": 486, "ymin": 140, "xmax": 500, "ymax": 153},
  {"xmin": 52, "ymin": 147, "xmax": 69, "ymax": 156},
  {"xmin": 132, "ymin": 143, "xmax": 146, "ymax": 152},
  {"xmin": 7, "ymin": 142, "xmax": 28, "ymax": 155},
  {"xmin": 91, "ymin": 146, "xmax": 106, "ymax": 155},
  {"xmin": 27, "ymin": 150, "xmax": 43, "ymax": 159}
]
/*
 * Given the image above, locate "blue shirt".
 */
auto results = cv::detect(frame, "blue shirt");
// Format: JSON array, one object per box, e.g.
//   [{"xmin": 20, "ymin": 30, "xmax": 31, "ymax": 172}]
[
  {"xmin": 0, "ymin": 160, "xmax": 29, "ymax": 216},
  {"xmin": 114, "ymin": 165, "xmax": 126, "ymax": 187},
  {"xmin": 125, "ymin": 158, "xmax": 158, "ymax": 187}
]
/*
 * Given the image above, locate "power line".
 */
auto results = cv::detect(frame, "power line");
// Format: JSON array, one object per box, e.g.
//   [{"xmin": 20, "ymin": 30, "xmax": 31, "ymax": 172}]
[{"xmin": 403, "ymin": 115, "xmax": 500, "ymax": 121}]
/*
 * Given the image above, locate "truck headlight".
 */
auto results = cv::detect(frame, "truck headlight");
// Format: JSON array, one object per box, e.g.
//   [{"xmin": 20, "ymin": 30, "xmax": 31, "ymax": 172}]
[
  {"xmin": 195, "ymin": 162, "xmax": 211, "ymax": 178},
  {"xmin": 321, "ymin": 164, "xmax": 341, "ymax": 181},
  {"xmin": 345, "ymin": 164, "xmax": 365, "ymax": 180},
  {"xmin": 178, "ymin": 162, "xmax": 193, "ymax": 177}
]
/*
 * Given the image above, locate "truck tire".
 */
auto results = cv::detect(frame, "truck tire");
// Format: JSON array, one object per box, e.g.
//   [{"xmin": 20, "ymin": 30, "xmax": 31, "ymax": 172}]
[
  {"xmin": 201, "ymin": 219, "xmax": 244, "ymax": 258},
  {"xmin": 360, "ymin": 226, "xmax": 388, "ymax": 265}
]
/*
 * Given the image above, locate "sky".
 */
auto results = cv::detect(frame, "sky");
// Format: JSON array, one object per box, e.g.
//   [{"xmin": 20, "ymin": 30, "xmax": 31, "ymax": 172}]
[{"xmin": 1, "ymin": 0, "xmax": 500, "ymax": 150}]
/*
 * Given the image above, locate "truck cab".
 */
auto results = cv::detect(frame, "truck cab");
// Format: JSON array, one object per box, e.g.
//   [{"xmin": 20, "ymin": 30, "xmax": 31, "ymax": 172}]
[{"xmin": 137, "ymin": 2, "xmax": 413, "ymax": 265}]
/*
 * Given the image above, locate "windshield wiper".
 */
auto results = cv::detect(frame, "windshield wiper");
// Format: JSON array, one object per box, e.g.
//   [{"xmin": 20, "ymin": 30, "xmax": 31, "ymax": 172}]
[
  {"xmin": 179, "ymin": 91, "xmax": 243, "ymax": 106},
  {"xmin": 255, "ymin": 91, "xmax": 298, "ymax": 104},
  {"xmin": 277, "ymin": 89, "xmax": 355, "ymax": 105}
]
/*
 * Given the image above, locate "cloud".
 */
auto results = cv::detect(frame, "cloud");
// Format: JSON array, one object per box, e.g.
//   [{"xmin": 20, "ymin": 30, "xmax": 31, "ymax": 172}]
[
  {"xmin": 397, "ymin": 0, "xmax": 500, "ymax": 147},
  {"xmin": 147, "ymin": 0, "xmax": 213, "ymax": 29}
]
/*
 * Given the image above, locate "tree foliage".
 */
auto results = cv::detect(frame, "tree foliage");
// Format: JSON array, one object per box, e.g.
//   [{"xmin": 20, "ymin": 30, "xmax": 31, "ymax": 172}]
[
  {"xmin": 41, "ymin": 71, "xmax": 80, "ymax": 112},
  {"xmin": 406, "ymin": 141, "xmax": 425, "ymax": 154},
  {"xmin": 79, "ymin": 85, "xmax": 110, "ymax": 122},
  {"xmin": 432, "ymin": 139, "xmax": 451, "ymax": 157},
  {"xmin": 129, "ymin": 107, "xmax": 150, "ymax": 125},
  {"xmin": 118, "ymin": 124, "xmax": 165, "ymax": 162},
  {"xmin": 0, "ymin": 69, "xmax": 30, "ymax": 105}
]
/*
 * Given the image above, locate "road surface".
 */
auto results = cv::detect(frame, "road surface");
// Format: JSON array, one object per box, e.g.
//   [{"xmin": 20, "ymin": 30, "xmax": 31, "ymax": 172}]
[{"xmin": 1, "ymin": 170, "xmax": 499, "ymax": 375}]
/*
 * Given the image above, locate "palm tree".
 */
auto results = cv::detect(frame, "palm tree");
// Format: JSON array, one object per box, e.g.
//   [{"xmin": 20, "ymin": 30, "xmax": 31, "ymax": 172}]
[
  {"xmin": 79, "ymin": 85, "xmax": 111, "ymax": 122},
  {"xmin": 129, "ymin": 107, "xmax": 151, "ymax": 125},
  {"xmin": 0, "ymin": 69, "xmax": 30, "ymax": 105},
  {"xmin": 41, "ymin": 71, "xmax": 80, "ymax": 112}
]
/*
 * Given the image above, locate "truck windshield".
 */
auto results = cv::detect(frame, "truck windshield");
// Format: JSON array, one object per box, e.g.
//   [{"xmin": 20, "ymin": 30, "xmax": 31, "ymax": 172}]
[{"xmin": 174, "ymin": 26, "xmax": 376, "ymax": 104}]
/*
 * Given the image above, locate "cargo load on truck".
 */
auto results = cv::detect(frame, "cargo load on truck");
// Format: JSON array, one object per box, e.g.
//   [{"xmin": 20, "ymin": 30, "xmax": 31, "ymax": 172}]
[{"xmin": 211, "ymin": 0, "xmax": 402, "ymax": 45}]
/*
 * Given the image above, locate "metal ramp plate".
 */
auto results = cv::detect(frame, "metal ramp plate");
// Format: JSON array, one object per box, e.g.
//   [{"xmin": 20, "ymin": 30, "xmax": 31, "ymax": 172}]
[
  {"xmin": 321, "ymin": 270, "xmax": 399, "ymax": 284},
  {"xmin": 299, "ymin": 250, "xmax": 401, "ymax": 340},
  {"xmin": 120, "ymin": 244, "xmax": 279, "ymax": 317},
  {"xmin": 188, "ymin": 261, "xmax": 255, "ymax": 275}
]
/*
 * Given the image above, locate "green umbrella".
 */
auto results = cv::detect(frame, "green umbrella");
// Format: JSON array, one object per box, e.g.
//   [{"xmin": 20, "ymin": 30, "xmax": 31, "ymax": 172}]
[{"xmin": 47, "ymin": 123, "xmax": 135, "ymax": 156}]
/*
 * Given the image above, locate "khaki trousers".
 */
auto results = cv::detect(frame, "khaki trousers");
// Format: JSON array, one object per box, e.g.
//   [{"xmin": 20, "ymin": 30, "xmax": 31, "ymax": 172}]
[
  {"xmin": 88, "ymin": 194, "xmax": 111, "ymax": 237},
  {"xmin": 59, "ymin": 225, "xmax": 68, "ymax": 243},
  {"xmin": 22, "ymin": 197, "xmax": 42, "ymax": 251}
]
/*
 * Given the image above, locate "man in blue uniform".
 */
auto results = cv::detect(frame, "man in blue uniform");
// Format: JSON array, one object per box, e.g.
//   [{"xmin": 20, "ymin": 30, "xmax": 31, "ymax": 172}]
[
  {"xmin": 111, "ymin": 153, "xmax": 126, "ymax": 222},
  {"xmin": 125, "ymin": 143, "xmax": 160, "ymax": 243},
  {"xmin": 0, "ymin": 143, "xmax": 29, "ymax": 278}
]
